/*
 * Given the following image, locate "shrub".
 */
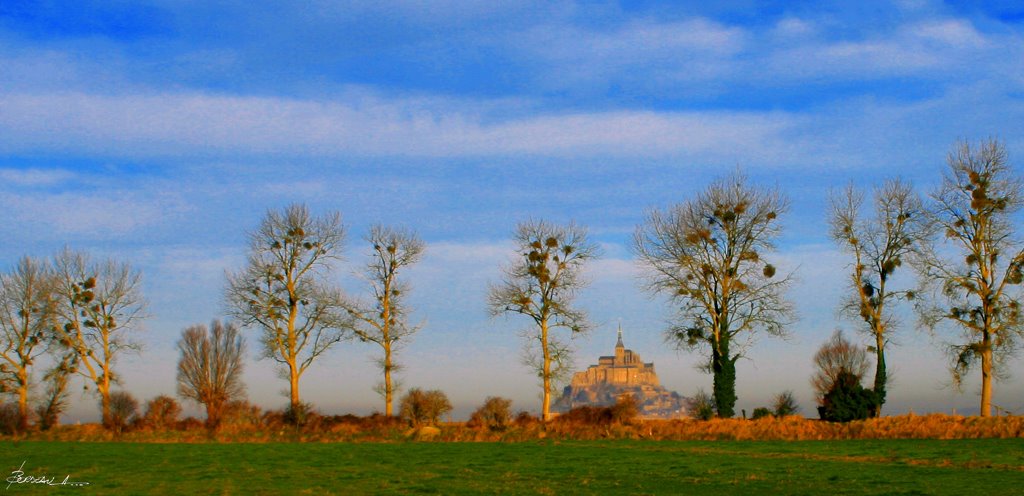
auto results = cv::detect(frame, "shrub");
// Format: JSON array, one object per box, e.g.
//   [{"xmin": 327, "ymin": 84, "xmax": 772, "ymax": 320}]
[
  {"xmin": 35, "ymin": 357, "xmax": 74, "ymax": 431},
  {"xmin": 751, "ymin": 407, "xmax": 773, "ymax": 420},
  {"xmin": 690, "ymin": 389, "xmax": 716, "ymax": 421},
  {"xmin": 106, "ymin": 391, "xmax": 139, "ymax": 433},
  {"xmin": 178, "ymin": 417, "xmax": 204, "ymax": 431},
  {"xmin": 399, "ymin": 388, "xmax": 452, "ymax": 427},
  {"xmin": 0, "ymin": 402, "xmax": 18, "ymax": 435},
  {"xmin": 220, "ymin": 400, "xmax": 263, "ymax": 431},
  {"xmin": 142, "ymin": 395, "xmax": 182, "ymax": 430},
  {"xmin": 556, "ymin": 405, "xmax": 612, "ymax": 425},
  {"xmin": 513, "ymin": 411, "xmax": 539, "ymax": 427},
  {"xmin": 818, "ymin": 370, "xmax": 877, "ymax": 422},
  {"xmin": 469, "ymin": 397, "xmax": 513, "ymax": 431},
  {"xmin": 610, "ymin": 394, "xmax": 639, "ymax": 425},
  {"xmin": 284, "ymin": 402, "xmax": 317, "ymax": 427},
  {"xmin": 554, "ymin": 395, "xmax": 640, "ymax": 427},
  {"xmin": 812, "ymin": 330, "xmax": 869, "ymax": 400},
  {"xmin": 773, "ymin": 390, "xmax": 800, "ymax": 417}
]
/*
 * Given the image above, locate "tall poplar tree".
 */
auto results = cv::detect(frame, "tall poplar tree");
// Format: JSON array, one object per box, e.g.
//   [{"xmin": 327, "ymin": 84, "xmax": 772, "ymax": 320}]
[
  {"xmin": 489, "ymin": 220, "xmax": 598, "ymax": 421},
  {"xmin": 634, "ymin": 173, "xmax": 794, "ymax": 418},
  {"xmin": 226, "ymin": 204, "xmax": 349, "ymax": 418},
  {"xmin": 829, "ymin": 179, "xmax": 929, "ymax": 416},
  {"xmin": 916, "ymin": 140, "xmax": 1024, "ymax": 417}
]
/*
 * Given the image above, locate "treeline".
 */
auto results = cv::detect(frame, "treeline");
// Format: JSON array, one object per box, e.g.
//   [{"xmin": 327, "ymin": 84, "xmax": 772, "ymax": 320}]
[{"xmin": 1, "ymin": 139, "xmax": 1023, "ymax": 433}]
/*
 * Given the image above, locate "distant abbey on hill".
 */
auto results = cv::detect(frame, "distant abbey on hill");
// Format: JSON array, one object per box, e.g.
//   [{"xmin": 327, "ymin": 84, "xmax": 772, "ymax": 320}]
[{"xmin": 552, "ymin": 328, "xmax": 687, "ymax": 419}]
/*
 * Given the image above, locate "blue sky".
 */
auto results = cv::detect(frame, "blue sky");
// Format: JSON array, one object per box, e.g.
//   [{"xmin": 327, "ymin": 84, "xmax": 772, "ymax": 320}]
[{"xmin": 2, "ymin": 0, "xmax": 1024, "ymax": 420}]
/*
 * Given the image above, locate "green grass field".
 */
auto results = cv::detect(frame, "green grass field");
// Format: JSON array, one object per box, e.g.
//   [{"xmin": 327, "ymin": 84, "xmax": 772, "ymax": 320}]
[{"xmin": 2, "ymin": 439, "xmax": 1022, "ymax": 495}]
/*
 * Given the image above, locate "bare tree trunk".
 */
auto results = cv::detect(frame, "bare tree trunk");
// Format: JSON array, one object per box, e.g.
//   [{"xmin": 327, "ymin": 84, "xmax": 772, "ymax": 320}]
[
  {"xmin": 100, "ymin": 389, "xmax": 111, "ymax": 427},
  {"xmin": 205, "ymin": 403, "xmax": 219, "ymax": 429},
  {"xmin": 541, "ymin": 319, "xmax": 551, "ymax": 422},
  {"xmin": 16, "ymin": 374, "xmax": 28, "ymax": 432},
  {"xmin": 980, "ymin": 334, "xmax": 993, "ymax": 417},
  {"xmin": 384, "ymin": 344, "xmax": 394, "ymax": 416},
  {"xmin": 289, "ymin": 363, "xmax": 301, "ymax": 412}
]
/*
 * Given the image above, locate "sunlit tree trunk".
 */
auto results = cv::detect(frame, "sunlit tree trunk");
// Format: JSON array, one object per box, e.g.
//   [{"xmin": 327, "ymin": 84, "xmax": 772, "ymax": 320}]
[
  {"xmin": 16, "ymin": 370, "xmax": 28, "ymax": 431},
  {"xmin": 384, "ymin": 340, "xmax": 394, "ymax": 417},
  {"xmin": 541, "ymin": 319, "xmax": 551, "ymax": 421},
  {"xmin": 980, "ymin": 333, "xmax": 992, "ymax": 417}
]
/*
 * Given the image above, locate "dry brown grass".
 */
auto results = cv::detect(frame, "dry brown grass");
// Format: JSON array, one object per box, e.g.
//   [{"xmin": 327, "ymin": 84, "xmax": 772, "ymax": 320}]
[{"xmin": 5, "ymin": 413, "xmax": 1023, "ymax": 443}]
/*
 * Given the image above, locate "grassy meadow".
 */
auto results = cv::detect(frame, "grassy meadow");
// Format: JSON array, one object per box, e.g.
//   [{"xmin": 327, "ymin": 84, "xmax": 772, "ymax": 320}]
[{"xmin": 2, "ymin": 439, "xmax": 1022, "ymax": 495}]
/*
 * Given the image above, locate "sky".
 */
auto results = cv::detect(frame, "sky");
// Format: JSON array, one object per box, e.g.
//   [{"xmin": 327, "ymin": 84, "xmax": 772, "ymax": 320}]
[{"xmin": 2, "ymin": 0, "xmax": 1024, "ymax": 421}]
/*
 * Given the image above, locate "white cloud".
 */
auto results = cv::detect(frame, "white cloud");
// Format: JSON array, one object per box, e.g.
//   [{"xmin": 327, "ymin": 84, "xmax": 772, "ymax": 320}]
[
  {"xmin": 591, "ymin": 18, "xmax": 747, "ymax": 56},
  {"xmin": 0, "ymin": 190, "xmax": 192, "ymax": 236},
  {"xmin": 767, "ymin": 17, "xmax": 1005, "ymax": 80},
  {"xmin": 772, "ymin": 17, "xmax": 816, "ymax": 39},
  {"xmin": 909, "ymin": 19, "xmax": 987, "ymax": 48},
  {"xmin": 0, "ymin": 90, "xmax": 799, "ymax": 160}
]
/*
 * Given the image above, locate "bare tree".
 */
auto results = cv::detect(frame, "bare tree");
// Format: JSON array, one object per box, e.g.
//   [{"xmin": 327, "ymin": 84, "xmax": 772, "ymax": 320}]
[
  {"xmin": 0, "ymin": 257, "xmax": 56, "ymax": 432},
  {"xmin": 488, "ymin": 220, "xmax": 599, "ymax": 421},
  {"xmin": 916, "ymin": 139, "xmax": 1024, "ymax": 417},
  {"xmin": 51, "ymin": 249, "xmax": 145, "ymax": 428},
  {"xmin": 829, "ymin": 179, "xmax": 929, "ymax": 416},
  {"xmin": 176, "ymin": 320, "xmax": 246, "ymax": 429},
  {"xmin": 634, "ymin": 172, "xmax": 794, "ymax": 418},
  {"xmin": 35, "ymin": 354, "xmax": 74, "ymax": 431},
  {"xmin": 772, "ymin": 390, "xmax": 800, "ymax": 417},
  {"xmin": 348, "ymin": 225, "xmax": 425, "ymax": 416},
  {"xmin": 811, "ymin": 330, "xmax": 870, "ymax": 402},
  {"xmin": 226, "ymin": 204, "xmax": 349, "ymax": 415}
]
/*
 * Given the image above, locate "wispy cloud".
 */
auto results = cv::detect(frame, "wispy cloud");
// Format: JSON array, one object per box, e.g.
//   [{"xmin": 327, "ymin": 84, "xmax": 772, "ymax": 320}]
[
  {"xmin": 765, "ymin": 17, "xmax": 1008, "ymax": 81},
  {"xmin": 0, "ymin": 189, "xmax": 192, "ymax": 237},
  {"xmin": 0, "ymin": 90, "xmax": 800, "ymax": 160},
  {"xmin": 0, "ymin": 167, "xmax": 74, "ymax": 187}
]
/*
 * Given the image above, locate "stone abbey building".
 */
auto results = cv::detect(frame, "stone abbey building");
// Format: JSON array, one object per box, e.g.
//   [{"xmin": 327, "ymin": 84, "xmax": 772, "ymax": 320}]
[{"xmin": 552, "ymin": 328, "xmax": 687, "ymax": 419}]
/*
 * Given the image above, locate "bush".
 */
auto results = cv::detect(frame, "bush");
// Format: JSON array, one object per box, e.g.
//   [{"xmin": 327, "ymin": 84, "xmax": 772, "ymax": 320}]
[
  {"xmin": 690, "ymin": 389, "xmax": 716, "ymax": 421},
  {"xmin": 513, "ymin": 411, "xmax": 539, "ymax": 427},
  {"xmin": 284, "ymin": 402, "xmax": 317, "ymax": 427},
  {"xmin": 556, "ymin": 405, "xmax": 612, "ymax": 425},
  {"xmin": 36, "ymin": 358, "xmax": 73, "ymax": 431},
  {"xmin": 219, "ymin": 400, "xmax": 263, "ymax": 431},
  {"xmin": 0, "ymin": 402, "xmax": 18, "ymax": 435},
  {"xmin": 178, "ymin": 417, "xmax": 204, "ymax": 431},
  {"xmin": 773, "ymin": 390, "xmax": 800, "ymax": 417},
  {"xmin": 818, "ymin": 371, "xmax": 877, "ymax": 422},
  {"xmin": 399, "ymin": 388, "xmax": 452, "ymax": 427},
  {"xmin": 610, "ymin": 394, "xmax": 639, "ymax": 425},
  {"xmin": 751, "ymin": 407, "xmax": 773, "ymax": 420},
  {"xmin": 812, "ymin": 330, "xmax": 870, "ymax": 400},
  {"xmin": 554, "ymin": 395, "xmax": 640, "ymax": 426},
  {"xmin": 469, "ymin": 397, "xmax": 513, "ymax": 431},
  {"xmin": 107, "ymin": 391, "xmax": 139, "ymax": 433},
  {"xmin": 142, "ymin": 395, "xmax": 182, "ymax": 430}
]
